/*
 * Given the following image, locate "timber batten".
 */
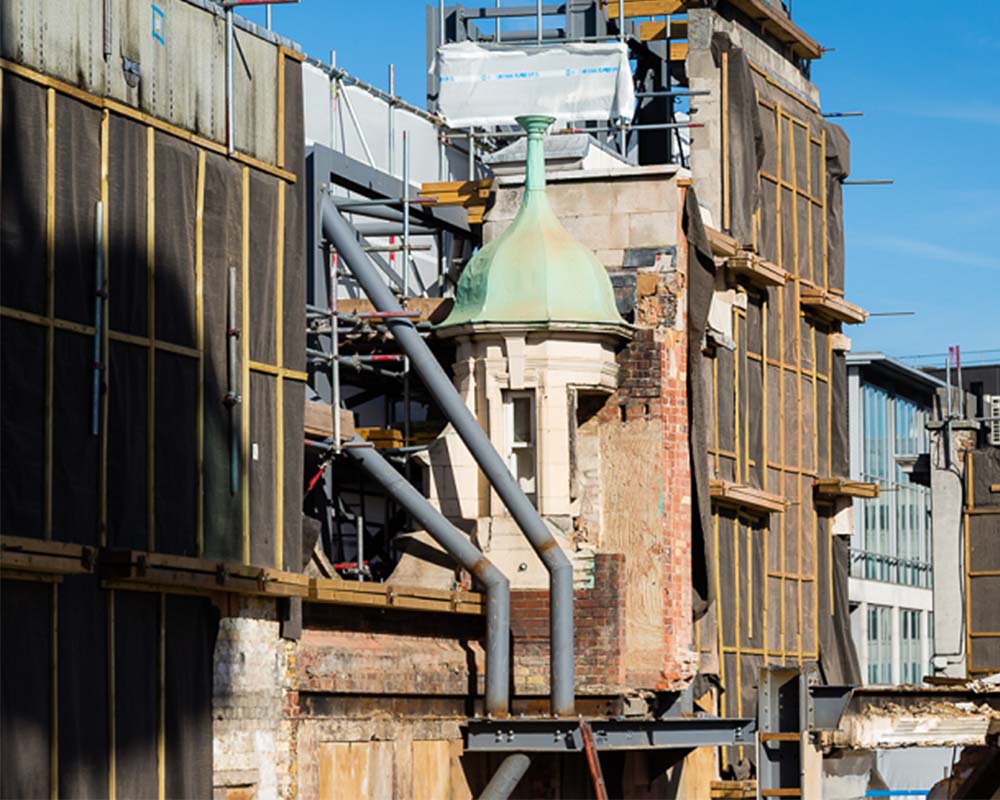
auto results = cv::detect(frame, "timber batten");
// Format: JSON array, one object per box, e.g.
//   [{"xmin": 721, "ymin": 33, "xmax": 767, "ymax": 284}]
[
  {"xmin": 0, "ymin": 536, "xmax": 97, "ymax": 576},
  {"xmin": 710, "ymin": 480, "xmax": 788, "ymax": 515},
  {"xmin": 726, "ymin": 252, "xmax": 787, "ymax": 287},
  {"xmin": 800, "ymin": 287, "xmax": 867, "ymax": 324},
  {"xmin": 813, "ymin": 477, "xmax": 879, "ymax": 500}
]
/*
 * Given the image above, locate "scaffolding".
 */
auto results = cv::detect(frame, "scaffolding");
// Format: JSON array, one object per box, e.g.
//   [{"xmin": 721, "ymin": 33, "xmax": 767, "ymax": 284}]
[
  {"xmin": 304, "ymin": 105, "xmax": 476, "ymax": 578},
  {"xmin": 427, "ymin": 0, "xmax": 703, "ymax": 167}
]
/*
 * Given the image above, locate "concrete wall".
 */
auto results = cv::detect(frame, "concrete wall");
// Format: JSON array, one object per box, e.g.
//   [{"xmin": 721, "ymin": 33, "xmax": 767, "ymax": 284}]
[
  {"xmin": 877, "ymin": 748, "xmax": 954, "ymax": 796},
  {"xmin": 930, "ymin": 421, "xmax": 980, "ymax": 678}
]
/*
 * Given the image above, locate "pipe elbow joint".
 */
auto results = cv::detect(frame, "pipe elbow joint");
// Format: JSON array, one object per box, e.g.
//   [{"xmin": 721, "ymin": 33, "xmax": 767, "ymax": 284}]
[
  {"xmin": 480, "ymin": 564, "xmax": 510, "ymax": 594},
  {"xmin": 547, "ymin": 556, "xmax": 574, "ymax": 581},
  {"xmin": 536, "ymin": 535, "xmax": 573, "ymax": 574}
]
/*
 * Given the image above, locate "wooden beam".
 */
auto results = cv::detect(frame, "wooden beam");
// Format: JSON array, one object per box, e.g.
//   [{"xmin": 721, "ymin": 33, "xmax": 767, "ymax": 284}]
[
  {"xmin": 706, "ymin": 226, "xmax": 740, "ymax": 258},
  {"xmin": 278, "ymin": 45, "xmax": 305, "ymax": 64},
  {"xmin": 607, "ymin": 0, "xmax": 685, "ymax": 19},
  {"xmin": 639, "ymin": 18, "xmax": 688, "ymax": 41},
  {"xmin": 710, "ymin": 480, "xmax": 788, "ymax": 515},
  {"xmin": 726, "ymin": 252, "xmax": 787, "ymax": 287},
  {"xmin": 420, "ymin": 179, "xmax": 493, "ymax": 225},
  {"xmin": 305, "ymin": 400, "xmax": 356, "ymax": 442},
  {"xmin": 759, "ymin": 732, "xmax": 800, "ymax": 742},
  {"xmin": 310, "ymin": 578, "xmax": 484, "ymax": 615},
  {"xmin": 711, "ymin": 781, "xmax": 757, "ymax": 800},
  {"xmin": 800, "ymin": 287, "xmax": 867, "ymax": 325},
  {"xmin": 830, "ymin": 332, "xmax": 852, "ymax": 353},
  {"xmin": 355, "ymin": 427, "xmax": 406, "ymax": 448},
  {"xmin": 814, "ymin": 477, "xmax": 879, "ymax": 500},
  {"xmin": 100, "ymin": 551, "xmax": 311, "ymax": 598},
  {"xmin": 0, "ymin": 535, "xmax": 96, "ymax": 576},
  {"xmin": 726, "ymin": 0, "xmax": 822, "ymax": 60},
  {"xmin": 337, "ymin": 296, "xmax": 454, "ymax": 324}
]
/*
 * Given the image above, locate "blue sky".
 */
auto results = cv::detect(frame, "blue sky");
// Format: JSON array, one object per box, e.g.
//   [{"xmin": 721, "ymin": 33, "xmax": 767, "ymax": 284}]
[{"xmin": 248, "ymin": 1, "xmax": 999, "ymax": 366}]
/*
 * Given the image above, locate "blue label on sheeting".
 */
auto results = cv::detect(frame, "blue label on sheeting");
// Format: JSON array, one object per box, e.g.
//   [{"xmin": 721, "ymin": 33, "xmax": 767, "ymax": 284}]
[
  {"xmin": 865, "ymin": 791, "xmax": 930, "ymax": 798},
  {"xmin": 440, "ymin": 66, "xmax": 619, "ymax": 84},
  {"xmin": 151, "ymin": 4, "xmax": 165, "ymax": 45}
]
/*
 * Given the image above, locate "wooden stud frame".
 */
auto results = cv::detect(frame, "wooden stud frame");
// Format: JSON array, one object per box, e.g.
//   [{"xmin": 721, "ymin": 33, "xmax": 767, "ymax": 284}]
[
  {"xmin": 964, "ymin": 452, "xmax": 1000, "ymax": 676},
  {"xmin": 0, "ymin": 61, "xmax": 306, "ymax": 565},
  {"xmin": 0, "ymin": 60, "xmax": 295, "ymax": 183},
  {"xmin": 697, "ymin": 58, "xmax": 843, "ymax": 748}
]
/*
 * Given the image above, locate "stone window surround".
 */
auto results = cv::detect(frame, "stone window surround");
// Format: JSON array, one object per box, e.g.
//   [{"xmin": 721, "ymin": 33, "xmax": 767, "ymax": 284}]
[{"xmin": 447, "ymin": 327, "xmax": 623, "ymax": 518}]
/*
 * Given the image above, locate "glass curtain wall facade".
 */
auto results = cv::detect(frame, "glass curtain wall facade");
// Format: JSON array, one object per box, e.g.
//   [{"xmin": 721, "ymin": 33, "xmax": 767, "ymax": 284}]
[
  {"xmin": 853, "ymin": 383, "xmax": 932, "ymax": 587},
  {"xmin": 867, "ymin": 605, "xmax": 892, "ymax": 685},
  {"xmin": 900, "ymin": 608, "xmax": 922, "ymax": 684}
]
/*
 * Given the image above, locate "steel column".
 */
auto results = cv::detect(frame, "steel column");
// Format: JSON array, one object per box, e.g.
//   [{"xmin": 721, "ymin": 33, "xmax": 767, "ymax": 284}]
[
  {"xmin": 322, "ymin": 198, "xmax": 576, "ymax": 716},
  {"xmin": 346, "ymin": 438, "xmax": 510, "ymax": 714}
]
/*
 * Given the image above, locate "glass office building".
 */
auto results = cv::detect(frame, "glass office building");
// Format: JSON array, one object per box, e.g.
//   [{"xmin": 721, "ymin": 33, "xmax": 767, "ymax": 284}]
[{"xmin": 847, "ymin": 353, "xmax": 943, "ymax": 686}]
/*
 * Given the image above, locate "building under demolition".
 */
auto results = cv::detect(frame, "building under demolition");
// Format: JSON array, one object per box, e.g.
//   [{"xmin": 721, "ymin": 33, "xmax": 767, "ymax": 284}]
[{"xmin": 2, "ymin": 1, "xmax": 999, "ymax": 798}]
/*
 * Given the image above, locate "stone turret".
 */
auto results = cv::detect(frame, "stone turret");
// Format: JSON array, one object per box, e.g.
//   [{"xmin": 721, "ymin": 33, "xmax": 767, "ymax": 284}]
[
  {"xmin": 439, "ymin": 115, "xmax": 626, "ymax": 331},
  {"xmin": 427, "ymin": 115, "xmax": 631, "ymax": 589}
]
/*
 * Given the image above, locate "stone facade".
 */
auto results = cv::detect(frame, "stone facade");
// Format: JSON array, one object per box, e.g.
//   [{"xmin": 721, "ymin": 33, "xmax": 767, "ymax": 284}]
[
  {"xmin": 464, "ymin": 168, "xmax": 697, "ymax": 693},
  {"xmin": 211, "ymin": 164, "xmax": 702, "ymax": 798},
  {"xmin": 485, "ymin": 165, "xmax": 683, "ymax": 271}
]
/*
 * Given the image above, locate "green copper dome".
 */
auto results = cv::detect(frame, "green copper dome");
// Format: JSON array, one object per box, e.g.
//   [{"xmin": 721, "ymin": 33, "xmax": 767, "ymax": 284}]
[{"xmin": 438, "ymin": 115, "xmax": 624, "ymax": 329}]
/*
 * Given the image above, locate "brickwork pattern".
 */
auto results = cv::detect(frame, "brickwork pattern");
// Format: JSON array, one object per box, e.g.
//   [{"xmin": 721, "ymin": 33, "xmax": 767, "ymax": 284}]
[
  {"xmin": 598, "ymin": 255, "xmax": 697, "ymax": 690},
  {"xmin": 510, "ymin": 553, "xmax": 627, "ymax": 694}
]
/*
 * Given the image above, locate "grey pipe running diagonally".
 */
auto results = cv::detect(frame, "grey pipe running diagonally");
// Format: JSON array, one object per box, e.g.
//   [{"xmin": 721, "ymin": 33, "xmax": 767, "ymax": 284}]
[
  {"xmin": 477, "ymin": 752, "xmax": 532, "ymax": 800},
  {"xmin": 345, "ymin": 438, "xmax": 510, "ymax": 715},
  {"xmin": 321, "ymin": 198, "xmax": 576, "ymax": 717}
]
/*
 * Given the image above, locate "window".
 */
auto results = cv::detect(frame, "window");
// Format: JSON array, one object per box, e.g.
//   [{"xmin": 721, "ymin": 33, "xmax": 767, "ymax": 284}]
[
  {"xmin": 867, "ymin": 605, "xmax": 892, "ymax": 685},
  {"xmin": 900, "ymin": 608, "xmax": 922, "ymax": 685},
  {"xmin": 505, "ymin": 391, "xmax": 536, "ymax": 506},
  {"xmin": 853, "ymin": 382, "xmax": 932, "ymax": 587}
]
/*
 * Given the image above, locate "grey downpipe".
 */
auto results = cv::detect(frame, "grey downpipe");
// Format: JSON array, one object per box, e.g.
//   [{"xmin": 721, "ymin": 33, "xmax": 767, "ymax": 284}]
[
  {"xmin": 322, "ymin": 199, "xmax": 576, "ymax": 716},
  {"xmin": 345, "ymin": 437, "xmax": 510, "ymax": 716},
  {"xmin": 478, "ymin": 753, "xmax": 532, "ymax": 800}
]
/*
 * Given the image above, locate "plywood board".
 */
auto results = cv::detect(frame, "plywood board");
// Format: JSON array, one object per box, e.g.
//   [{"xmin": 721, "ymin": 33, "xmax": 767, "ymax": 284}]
[
  {"xmin": 319, "ymin": 742, "xmax": 371, "ymax": 800},
  {"xmin": 411, "ymin": 740, "xmax": 450, "ymax": 800}
]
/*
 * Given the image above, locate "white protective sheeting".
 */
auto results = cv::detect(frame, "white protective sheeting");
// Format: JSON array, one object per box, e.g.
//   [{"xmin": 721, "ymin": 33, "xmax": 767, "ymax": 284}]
[
  {"xmin": 302, "ymin": 63, "xmax": 467, "ymax": 184},
  {"xmin": 435, "ymin": 41, "xmax": 635, "ymax": 128},
  {"xmin": 300, "ymin": 62, "xmax": 467, "ymax": 297}
]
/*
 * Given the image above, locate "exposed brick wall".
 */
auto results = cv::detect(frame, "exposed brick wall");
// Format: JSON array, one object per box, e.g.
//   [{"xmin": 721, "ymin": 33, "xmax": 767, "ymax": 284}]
[
  {"xmin": 657, "ymin": 247, "xmax": 697, "ymax": 689},
  {"xmin": 510, "ymin": 553, "xmax": 627, "ymax": 694},
  {"xmin": 292, "ymin": 605, "xmax": 485, "ymax": 696},
  {"xmin": 592, "ymin": 256, "xmax": 697, "ymax": 691},
  {"xmin": 659, "ymin": 330, "xmax": 696, "ymax": 688}
]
